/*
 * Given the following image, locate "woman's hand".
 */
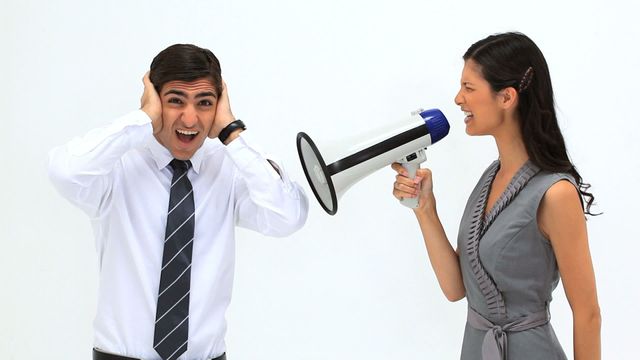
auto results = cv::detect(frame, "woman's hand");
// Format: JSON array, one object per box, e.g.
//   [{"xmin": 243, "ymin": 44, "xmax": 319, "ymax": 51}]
[{"xmin": 391, "ymin": 162, "xmax": 436, "ymax": 212}]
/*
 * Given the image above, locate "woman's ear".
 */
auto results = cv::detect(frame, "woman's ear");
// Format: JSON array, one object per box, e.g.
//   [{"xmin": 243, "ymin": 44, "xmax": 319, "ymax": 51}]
[{"xmin": 499, "ymin": 87, "xmax": 518, "ymax": 110}]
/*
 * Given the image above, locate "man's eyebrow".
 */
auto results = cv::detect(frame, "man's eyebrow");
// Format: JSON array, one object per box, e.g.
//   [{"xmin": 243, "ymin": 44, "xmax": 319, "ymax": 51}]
[
  {"xmin": 162, "ymin": 89, "xmax": 217, "ymax": 98},
  {"xmin": 195, "ymin": 91, "xmax": 217, "ymax": 98}
]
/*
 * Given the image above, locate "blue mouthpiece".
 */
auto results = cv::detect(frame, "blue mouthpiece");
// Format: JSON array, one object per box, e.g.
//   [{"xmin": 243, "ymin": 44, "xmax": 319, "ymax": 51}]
[{"xmin": 420, "ymin": 108, "xmax": 450, "ymax": 144}]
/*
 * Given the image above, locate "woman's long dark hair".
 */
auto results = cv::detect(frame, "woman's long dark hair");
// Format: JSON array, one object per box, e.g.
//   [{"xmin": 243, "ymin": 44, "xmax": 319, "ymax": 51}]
[{"xmin": 464, "ymin": 32, "xmax": 597, "ymax": 215}]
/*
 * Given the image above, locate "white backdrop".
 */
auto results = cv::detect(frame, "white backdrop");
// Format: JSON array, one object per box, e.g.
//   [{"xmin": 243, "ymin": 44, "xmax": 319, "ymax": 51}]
[{"xmin": 2, "ymin": 0, "xmax": 639, "ymax": 359}]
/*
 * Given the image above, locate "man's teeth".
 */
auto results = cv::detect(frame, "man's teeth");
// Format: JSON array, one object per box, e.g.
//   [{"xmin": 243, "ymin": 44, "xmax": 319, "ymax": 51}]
[
  {"xmin": 177, "ymin": 130, "xmax": 198, "ymax": 135},
  {"xmin": 464, "ymin": 111, "xmax": 473, "ymax": 117}
]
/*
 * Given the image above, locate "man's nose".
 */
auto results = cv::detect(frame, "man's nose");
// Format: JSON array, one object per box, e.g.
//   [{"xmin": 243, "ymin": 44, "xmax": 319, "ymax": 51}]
[{"xmin": 182, "ymin": 105, "xmax": 198, "ymax": 127}]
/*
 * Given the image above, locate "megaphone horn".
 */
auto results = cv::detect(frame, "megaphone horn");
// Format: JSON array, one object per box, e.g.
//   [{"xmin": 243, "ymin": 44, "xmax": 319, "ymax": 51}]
[{"xmin": 297, "ymin": 108, "xmax": 450, "ymax": 215}]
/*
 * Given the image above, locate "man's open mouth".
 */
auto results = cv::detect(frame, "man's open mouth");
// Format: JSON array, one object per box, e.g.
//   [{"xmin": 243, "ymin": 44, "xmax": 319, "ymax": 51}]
[{"xmin": 176, "ymin": 129, "xmax": 198, "ymax": 143}]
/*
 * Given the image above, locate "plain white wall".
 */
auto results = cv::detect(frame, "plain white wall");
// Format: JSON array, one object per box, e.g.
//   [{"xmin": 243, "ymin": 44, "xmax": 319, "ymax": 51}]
[{"xmin": 2, "ymin": 0, "xmax": 639, "ymax": 358}]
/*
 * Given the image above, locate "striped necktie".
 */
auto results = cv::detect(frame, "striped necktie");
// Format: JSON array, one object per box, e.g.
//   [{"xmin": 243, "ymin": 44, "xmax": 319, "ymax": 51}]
[{"xmin": 154, "ymin": 159, "xmax": 195, "ymax": 360}]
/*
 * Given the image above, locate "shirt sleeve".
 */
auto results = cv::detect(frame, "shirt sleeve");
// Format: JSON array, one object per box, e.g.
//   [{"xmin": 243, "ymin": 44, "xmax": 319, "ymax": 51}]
[
  {"xmin": 47, "ymin": 110, "xmax": 153, "ymax": 218},
  {"xmin": 225, "ymin": 132, "xmax": 309, "ymax": 237}
]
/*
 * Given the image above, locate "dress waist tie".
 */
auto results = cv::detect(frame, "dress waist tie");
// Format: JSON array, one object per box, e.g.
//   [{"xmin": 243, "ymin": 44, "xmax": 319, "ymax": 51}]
[{"xmin": 466, "ymin": 306, "xmax": 550, "ymax": 360}]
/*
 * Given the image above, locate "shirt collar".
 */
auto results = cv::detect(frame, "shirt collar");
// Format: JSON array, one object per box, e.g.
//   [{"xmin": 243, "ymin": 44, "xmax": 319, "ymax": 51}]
[{"xmin": 146, "ymin": 136, "xmax": 208, "ymax": 174}]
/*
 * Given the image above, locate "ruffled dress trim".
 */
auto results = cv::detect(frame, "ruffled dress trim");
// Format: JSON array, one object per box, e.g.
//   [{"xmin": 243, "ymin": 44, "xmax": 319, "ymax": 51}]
[{"xmin": 465, "ymin": 160, "xmax": 541, "ymax": 318}]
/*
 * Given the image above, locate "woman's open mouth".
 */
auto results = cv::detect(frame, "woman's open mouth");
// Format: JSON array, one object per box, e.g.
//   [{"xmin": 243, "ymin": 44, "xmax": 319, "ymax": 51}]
[{"xmin": 464, "ymin": 111, "xmax": 474, "ymax": 123}]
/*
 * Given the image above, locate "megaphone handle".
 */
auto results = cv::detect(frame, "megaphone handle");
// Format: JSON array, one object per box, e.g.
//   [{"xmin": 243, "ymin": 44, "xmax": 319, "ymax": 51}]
[{"xmin": 400, "ymin": 162, "xmax": 421, "ymax": 209}]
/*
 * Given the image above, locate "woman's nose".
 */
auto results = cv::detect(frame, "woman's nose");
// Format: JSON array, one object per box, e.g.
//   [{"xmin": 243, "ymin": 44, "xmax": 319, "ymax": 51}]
[{"xmin": 454, "ymin": 89, "xmax": 464, "ymax": 106}]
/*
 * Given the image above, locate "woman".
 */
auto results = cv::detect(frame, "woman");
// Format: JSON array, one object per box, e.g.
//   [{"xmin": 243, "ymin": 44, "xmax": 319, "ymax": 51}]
[{"xmin": 392, "ymin": 32, "xmax": 601, "ymax": 359}]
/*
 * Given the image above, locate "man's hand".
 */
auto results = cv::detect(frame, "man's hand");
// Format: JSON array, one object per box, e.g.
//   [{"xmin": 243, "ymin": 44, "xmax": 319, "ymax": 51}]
[
  {"xmin": 209, "ymin": 80, "xmax": 237, "ymax": 140},
  {"xmin": 140, "ymin": 71, "xmax": 162, "ymax": 135}
]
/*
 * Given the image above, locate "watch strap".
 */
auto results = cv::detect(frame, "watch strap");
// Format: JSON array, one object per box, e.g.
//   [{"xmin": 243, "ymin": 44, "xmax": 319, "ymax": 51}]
[{"xmin": 218, "ymin": 119, "xmax": 246, "ymax": 144}]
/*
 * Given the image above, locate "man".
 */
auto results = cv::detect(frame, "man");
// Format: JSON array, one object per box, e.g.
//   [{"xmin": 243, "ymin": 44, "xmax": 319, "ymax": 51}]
[{"xmin": 48, "ymin": 44, "xmax": 309, "ymax": 360}]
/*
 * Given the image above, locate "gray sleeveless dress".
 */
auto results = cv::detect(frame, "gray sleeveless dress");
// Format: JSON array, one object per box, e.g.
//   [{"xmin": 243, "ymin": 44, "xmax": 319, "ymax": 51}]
[{"xmin": 457, "ymin": 160, "xmax": 573, "ymax": 360}]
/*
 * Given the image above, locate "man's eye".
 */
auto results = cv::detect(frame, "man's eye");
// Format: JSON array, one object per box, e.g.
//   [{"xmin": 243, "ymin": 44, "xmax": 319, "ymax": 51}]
[
  {"xmin": 199, "ymin": 100, "xmax": 213, "ymax": 106},
  {"xmin": 168, "ymin": 98, "xmax": 183, "ymax": 104}
]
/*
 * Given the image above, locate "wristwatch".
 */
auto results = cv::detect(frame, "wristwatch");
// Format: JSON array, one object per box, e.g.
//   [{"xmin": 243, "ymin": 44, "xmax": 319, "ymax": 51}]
[{"xmin": 218, "ymin": 119, "xmax": 246, "ymax": 144}]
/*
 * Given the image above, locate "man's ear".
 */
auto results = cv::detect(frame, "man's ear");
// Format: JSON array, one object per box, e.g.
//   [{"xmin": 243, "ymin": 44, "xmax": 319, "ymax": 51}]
[{"xmin": 499, "ymin": 87, "xmax": 518, "ymax": 110}]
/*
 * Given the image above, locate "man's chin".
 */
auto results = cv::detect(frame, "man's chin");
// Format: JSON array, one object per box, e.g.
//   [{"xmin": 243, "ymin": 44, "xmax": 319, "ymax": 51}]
[{"xmin": 168, "ymin": 137, "xmax": 206, "ymax": 160}]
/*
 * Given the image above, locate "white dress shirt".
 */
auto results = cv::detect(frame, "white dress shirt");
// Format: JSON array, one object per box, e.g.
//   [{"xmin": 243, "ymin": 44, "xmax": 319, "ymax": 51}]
[{"xmin": 48, "ymin": 110, "xmax": 309, "ymax": 359}]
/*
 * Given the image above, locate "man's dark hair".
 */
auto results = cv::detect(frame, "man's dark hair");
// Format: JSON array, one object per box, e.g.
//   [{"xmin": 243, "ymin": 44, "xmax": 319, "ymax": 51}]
[{"xmin": 149, "ymin": 44, "xmax": 222, "ymax": 97}]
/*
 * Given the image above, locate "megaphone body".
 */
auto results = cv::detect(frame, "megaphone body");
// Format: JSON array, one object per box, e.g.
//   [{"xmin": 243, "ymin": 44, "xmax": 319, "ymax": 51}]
[{"xmin": 297, "ymin": 108, "xmax": 450, "ymax": 215}]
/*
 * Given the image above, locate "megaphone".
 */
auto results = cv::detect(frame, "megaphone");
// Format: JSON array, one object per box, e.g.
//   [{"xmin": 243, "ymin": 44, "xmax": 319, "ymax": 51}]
[{"xmin": 297, "ymin": 108, "xmax": 450, "ymax": 215}]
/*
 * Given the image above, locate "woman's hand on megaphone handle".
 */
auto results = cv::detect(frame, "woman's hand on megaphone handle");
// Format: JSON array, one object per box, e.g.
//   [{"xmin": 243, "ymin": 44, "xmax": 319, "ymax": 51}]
[{"xmin": 391, "ymin": 163, "xmax": 436, "ymax": 212}]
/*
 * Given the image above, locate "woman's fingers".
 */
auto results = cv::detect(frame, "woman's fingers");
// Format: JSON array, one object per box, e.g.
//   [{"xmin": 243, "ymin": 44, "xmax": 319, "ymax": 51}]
[
  {"xmin": 393, "ymin": 174, "xmax": 419, "ymax": 199},
  {"xmin": 390, "ymin": 162, "xmax": 408, "ymax": 176}
]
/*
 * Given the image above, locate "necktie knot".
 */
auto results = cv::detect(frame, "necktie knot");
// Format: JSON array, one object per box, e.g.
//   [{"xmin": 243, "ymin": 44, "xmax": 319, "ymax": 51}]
[{"xmin": 169, "ymin": 159, "xmax": 191, "ymax": 174}]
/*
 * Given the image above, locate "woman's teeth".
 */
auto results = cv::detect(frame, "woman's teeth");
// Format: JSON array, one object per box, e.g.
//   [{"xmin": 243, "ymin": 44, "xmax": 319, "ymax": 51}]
[{"xmin": 464, "ymin": 111, "xmax": 473, "ymax": 123}]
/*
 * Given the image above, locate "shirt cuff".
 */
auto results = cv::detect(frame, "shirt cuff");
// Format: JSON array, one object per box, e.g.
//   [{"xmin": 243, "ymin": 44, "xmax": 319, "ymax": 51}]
[{"xmin": 225, "ymin": 132, "xmax": 295, "ymax": 187}]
